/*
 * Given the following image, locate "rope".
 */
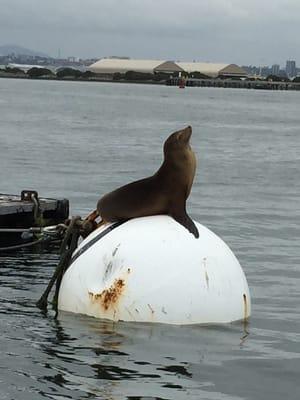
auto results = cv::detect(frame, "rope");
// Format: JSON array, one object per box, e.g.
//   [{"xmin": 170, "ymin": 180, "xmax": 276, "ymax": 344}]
[
  {"xmin": 0, "ymin": 236, "xmax": 49, "ymax": 252},
  {"xmin": 1, "ymin": 213, "xmax": 93, "ymax": 312},
  {"xmin": 36, "ymin": 216, "xmax": 82, "ymax": 313},
  {"xmin": 31, "ymin": 193, "xmax": 40, "ymax": 222},
  {"xmin": 0, "ymin": 224, "xmax": 67, "ymax": 252},
  {"xmin": 0, "ymin": 228, "xmax": 42, "ymax": 233}
]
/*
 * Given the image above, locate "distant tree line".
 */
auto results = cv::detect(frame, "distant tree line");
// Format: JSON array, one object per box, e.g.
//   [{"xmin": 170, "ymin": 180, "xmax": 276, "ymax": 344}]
[
  {"xmin": 1, "ymin": 66, "xmax": 97, "ymax": 79},
  {"xmin": 1, "ymin": 67, "xmax": 170, "ymax": 81},
  {"xmin": 112, "ymin": 71, "xmax": 171, "ymax": 82},
  {"xmin": 266, "ymin": 74, "xmax": 291, "ymax": 82}
]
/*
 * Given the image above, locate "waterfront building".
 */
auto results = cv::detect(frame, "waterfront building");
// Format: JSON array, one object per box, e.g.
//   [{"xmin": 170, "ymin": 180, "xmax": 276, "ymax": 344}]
[
  {"xmin": 271, "ymin": 64, "xmax": 280, "ymax": 75},
  {"xmin": 7, "ymin": 63, "xmax": 53, "ymax": 72},
  {"xmin": 286, "ymin": 60, "xmax": 296, "ymax": 78},
  {"xmin": 176, "ymin": 62, "xmax": 246, "ymax": 78},
  {"xmin": 88, "ymin": 58, "xmax": 174, "ymax": 74},
  {"xmin": 88, "ymin": 58, "xmax": 247, "ymax": 78}
]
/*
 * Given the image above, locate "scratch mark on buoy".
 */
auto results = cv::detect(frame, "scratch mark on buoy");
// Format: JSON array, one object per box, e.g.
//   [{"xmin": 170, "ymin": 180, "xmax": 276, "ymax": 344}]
[
  {"xmin": 205, "ymin": 271, "xmax": 209, "ymax": 289},
  {"xmin": 112, "ymin": 244, "xmax": 121, "ymax": 257},
  {"xmin": 243, "ymin": 293, "xmax": 248, "ymax": 320},
  {"xmin": 148, "ymin": 303, "xmax": 155, "ymax": 314}
]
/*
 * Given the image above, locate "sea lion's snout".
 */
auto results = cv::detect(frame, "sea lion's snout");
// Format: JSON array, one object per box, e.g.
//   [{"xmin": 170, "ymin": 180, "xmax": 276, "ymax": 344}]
[
  {"xmin": 164, "ymin": 126, "xmax": 193, "ymax": 154},
  {"xmin": 179, "ymin": 126, "xmax": 192, "ymax": 142}
]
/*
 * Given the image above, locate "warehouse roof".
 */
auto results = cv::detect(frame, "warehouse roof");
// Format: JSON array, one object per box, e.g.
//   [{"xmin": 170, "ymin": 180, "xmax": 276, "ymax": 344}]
[
  {"xmin": 88, "ymin": 58, "xmax": 247, "ymax": 77},
  {"xmin": 89, "ymin": 58, "xmax": 167, "ymax": 74},
  {"xmin": 177, "ymin": 62, "xmax": 247, "ymax": 77},
  {"xmin": 154, "ymin": 61, "xmax": 184, "ymax": 73}
]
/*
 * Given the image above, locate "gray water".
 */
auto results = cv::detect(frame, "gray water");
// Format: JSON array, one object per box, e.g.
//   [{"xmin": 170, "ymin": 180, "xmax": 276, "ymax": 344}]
[{"xmin": 0, "ymin": 79, "xmax": 299, "ymax": 400}]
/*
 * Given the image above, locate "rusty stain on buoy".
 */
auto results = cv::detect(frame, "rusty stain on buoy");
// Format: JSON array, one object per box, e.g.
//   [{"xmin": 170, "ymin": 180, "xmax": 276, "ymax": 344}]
[{"xmin": 89, "ymin": 278, "xmax": 125, "ymax": 311}]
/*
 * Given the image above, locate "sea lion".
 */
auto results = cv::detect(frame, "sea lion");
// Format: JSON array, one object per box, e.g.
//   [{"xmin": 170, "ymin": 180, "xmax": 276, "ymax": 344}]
[{"xmin": 88, "ymin": 126, "xmax": 199, "ymax": 238}]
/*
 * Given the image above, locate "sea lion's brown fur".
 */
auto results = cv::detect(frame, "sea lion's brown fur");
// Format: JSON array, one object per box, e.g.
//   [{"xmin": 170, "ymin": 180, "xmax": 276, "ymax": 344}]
[{"xmin": 96, "ymin": 126, "xmax": 199, "ymax": 238}]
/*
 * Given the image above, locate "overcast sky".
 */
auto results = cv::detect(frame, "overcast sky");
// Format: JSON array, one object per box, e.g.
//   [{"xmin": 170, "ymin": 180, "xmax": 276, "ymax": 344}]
[{"xmin": 1, "ymin": 0, "xmax": 300, "ymax": 66}]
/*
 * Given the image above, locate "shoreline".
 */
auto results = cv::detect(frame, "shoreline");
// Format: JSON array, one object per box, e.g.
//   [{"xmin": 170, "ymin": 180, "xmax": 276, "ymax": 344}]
[
  {"xmin": 0, "ymin": 73, "xmax": 163, "ymax": 85},
  {"xmin": 1, "ymin": 73, "xmax": 300, "ymax": 90}
]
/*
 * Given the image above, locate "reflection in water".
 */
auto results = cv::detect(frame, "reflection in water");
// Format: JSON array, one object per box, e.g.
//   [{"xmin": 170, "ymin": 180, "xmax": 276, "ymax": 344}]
[{"xmin": 39, "ymin": 312, "xmax": 249, "ymax": 400}]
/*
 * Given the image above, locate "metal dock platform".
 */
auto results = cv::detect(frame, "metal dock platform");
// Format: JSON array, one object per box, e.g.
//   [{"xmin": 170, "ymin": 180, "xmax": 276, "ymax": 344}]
[{"xmin": 0, "ymin": 190, "xmax": 69, "ymax": 246}]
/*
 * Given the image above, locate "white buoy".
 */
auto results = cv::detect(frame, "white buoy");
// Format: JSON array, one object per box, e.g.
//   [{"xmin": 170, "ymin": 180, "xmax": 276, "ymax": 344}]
[{"xmin": 58, "ymin": 216, "xmax": 251, "ymax": 325}]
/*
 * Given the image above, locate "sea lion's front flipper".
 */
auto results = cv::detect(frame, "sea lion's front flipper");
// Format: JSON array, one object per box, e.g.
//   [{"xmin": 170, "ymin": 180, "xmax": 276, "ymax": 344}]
[{"xmin": 171, "ymin": 211, "xmax": 199, "ymax": 239}]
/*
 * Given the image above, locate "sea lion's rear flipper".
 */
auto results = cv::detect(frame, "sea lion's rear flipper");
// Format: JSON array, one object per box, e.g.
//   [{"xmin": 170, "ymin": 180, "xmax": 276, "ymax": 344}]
[
  {"xmin": 86, "ymin": 209, "xmax": 99, "ymax": 222},
  {"xmin": 171, "ymin": 211, "xmax": 199, "ymax": 239},
  {"xmin": 82, "ymin": 209, "xmax": 107, "ymax": 236}
]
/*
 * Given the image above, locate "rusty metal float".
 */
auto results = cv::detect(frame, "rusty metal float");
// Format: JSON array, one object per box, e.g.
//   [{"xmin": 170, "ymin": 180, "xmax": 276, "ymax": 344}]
[{"xmin": 58, "ymin": 215, "xmax": 251, "ymax": 325}]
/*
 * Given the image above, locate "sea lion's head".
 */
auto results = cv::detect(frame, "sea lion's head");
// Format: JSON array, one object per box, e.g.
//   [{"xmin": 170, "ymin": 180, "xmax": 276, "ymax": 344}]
[{"xmin": 163, "ymin": 126, "xmax": 192, "ymax": 157}]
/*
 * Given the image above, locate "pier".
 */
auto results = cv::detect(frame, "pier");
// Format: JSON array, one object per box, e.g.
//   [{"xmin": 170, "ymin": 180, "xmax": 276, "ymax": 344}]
[
  {"xmin": 0, "ymin": 190, "xmax": 69, "ymax": 246},
  {"xmin": 166, "ymin": 77, "xmax": 300, "ymax": 90}
]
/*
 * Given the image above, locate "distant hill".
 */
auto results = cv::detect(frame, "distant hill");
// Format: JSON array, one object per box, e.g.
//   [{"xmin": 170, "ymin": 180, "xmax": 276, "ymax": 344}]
[{"xmin": 0, "ymin": 44, "xmax": 49, "ymax": 57}]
